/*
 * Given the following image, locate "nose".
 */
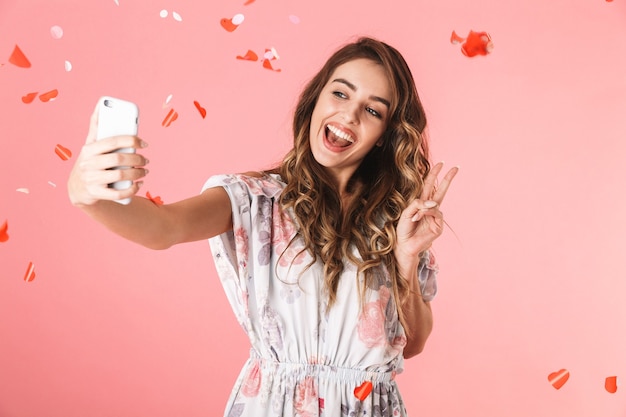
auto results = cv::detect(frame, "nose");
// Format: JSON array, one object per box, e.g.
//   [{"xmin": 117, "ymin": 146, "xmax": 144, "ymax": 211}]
[{"xmin": 341, "ymin": 102, "xmax": 360, "ymax": 125}]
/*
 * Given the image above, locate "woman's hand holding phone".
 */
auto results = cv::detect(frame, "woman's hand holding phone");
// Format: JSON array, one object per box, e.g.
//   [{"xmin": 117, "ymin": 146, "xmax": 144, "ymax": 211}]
[{"xmin": 68, "ymin": 97, "xmax": 149, "ymax": 207}]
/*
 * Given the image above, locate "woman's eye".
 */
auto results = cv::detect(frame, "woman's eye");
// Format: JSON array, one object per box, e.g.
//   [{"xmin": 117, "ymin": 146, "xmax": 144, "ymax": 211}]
[
  {"xmin": 366, "ymin": 107, "xmax": 382, "ymax": 118},
  {"xmin": 332, "ymin": 91, "xmax": 347, "ymax": 99}
]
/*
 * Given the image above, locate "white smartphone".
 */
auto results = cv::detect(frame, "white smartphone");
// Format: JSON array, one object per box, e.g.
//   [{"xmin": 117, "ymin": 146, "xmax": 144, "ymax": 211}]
[{"xmin": 96, "ymin": 96, "xmax": 139, "ymax": 205}]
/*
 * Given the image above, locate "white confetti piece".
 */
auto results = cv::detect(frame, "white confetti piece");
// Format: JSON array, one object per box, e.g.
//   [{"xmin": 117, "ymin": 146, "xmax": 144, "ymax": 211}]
[
  {"xmin": 50, "ymin": 25, "xmax": 64, "ymax": 39},
  {"xmin": 172, "ymin": 11, "xmax": 182, "ymax": 21},
  {"xmin": 160, "ymin": 9, "xmax": 168, "ymax": 18},
  {"xmin": 232, "ymin": 14, "xmax": 245, "ymax": 25},
  {"xmin": 289, "ymin": 15, "xmax": 300, "ymax": 24},
  {"xmin": 16, "ymin": 188, "xmax": 30, "ymax": 194},
  {"xmin": 48, "ymin": 181, "xmax": 57, "ymax": 188},
  {"xmin": 114, "ymin": 0, "xmax": 119, "ymax": 5},
  {"xmin": 64, "ymin": 60, "xmax": 72, "ymax": 72},
  {"xmin": 163, "ymin": 93, "xmax": 173, "ymax": 107}
]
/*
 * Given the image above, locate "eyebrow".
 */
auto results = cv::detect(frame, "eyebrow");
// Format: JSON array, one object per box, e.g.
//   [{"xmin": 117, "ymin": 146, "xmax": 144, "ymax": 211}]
[{"xmin": 331, "ymin": 78, "xmax": 391, "ymax": 108}]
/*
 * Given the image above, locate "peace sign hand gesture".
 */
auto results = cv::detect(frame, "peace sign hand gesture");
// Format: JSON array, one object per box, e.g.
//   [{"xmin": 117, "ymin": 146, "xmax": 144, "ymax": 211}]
[{"xmin": 394, "ymin": 162, "xmax": 459, "ymax": 273}]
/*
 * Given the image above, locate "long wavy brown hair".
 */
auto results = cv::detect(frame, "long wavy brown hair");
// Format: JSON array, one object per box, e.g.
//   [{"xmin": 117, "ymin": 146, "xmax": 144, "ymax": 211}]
[{"xmin": 267, "ymin": 37, "xmax": 431, "ymax": 332}]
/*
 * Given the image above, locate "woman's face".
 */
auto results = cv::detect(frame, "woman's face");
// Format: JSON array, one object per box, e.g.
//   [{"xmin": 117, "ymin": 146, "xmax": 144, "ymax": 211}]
[{"xmin": 309, "ymin": 58, "xmax": 392, "ymax": 191}]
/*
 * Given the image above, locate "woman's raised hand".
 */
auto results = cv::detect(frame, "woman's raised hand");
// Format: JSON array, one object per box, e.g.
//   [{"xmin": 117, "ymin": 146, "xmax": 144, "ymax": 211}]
[
  {"xmin": 68, "ymin": 105, "xmax": 149, "ymax": 206},
  {"xmin": 395, "ymin": 162, "xmax": 459, "ymax": 264}
]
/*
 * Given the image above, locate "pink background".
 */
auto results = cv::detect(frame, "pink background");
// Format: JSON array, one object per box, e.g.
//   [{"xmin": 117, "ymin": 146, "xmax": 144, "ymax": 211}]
[{"xmin": 1, "ymin": 0, "xmax": 625, "ymax": 416}]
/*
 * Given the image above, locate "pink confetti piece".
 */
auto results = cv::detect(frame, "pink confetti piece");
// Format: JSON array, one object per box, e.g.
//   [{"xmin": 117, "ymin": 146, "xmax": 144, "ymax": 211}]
[
  {"xmin": 24, "ymin": 262, "xmax": 36, "ymax": 282},
  {"xmin": 548, "ymin": 369, "xmax": 570, "ymax": 390},
  {"xmin": 9, "ymin": 44, "xmax": 31, "ymax": 68},
  {"xmin": 0, "ymin": 220, "xmax": 8, "ymax": 242},
  {"xmin": 39, "ymin": 89, "xmax": 58, "ymax": 102},
  {"xmin": 289, "ymin": 15, "xmax": 300, "ymax": 24},
  {"xmin": 236, "ymin": 50, "xmax": 258, "ymax": 61},
  {"xmin": 22, "ymin": 92, "xmax": 38, "ymax": 104},
  {"xmin": 50, "ymin": 25, "xmax": 63, "ymax": 39},
  {"xmin": 162, "ymin": 108, "xmax": 178, "ymax": 127},
  {"xmin": 194, "ymin": 101, "xmax": 206, "ymax": 118},
  {"xmin": 606, "ymin": 376, "xmax": 618, "ymax": 393},
  {"xmin": 55, "ymin": 144, "xmax": 72, "ymax": 161}
]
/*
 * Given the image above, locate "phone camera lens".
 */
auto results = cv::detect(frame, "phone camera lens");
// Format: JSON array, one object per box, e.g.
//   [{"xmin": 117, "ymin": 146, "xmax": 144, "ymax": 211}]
[{"xmin": 104, "ymin": 99, "xmax": 112, "ymax": 108}]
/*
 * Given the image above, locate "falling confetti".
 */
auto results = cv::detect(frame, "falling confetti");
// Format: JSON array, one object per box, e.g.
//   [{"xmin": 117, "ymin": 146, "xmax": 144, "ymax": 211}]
[
  {"xmin": 244, "ymin": 0, "xmax": 255, "ymax": 4},
  {"xmin": 194, "ymin": 101, "xmax": 206, "ymax": 118},
  {"xmin": 262, "ymin": 59, "xmax": 281, "ymax": 72},
  {"xmin": 163, "ymin": 93, "xmax": 173, "ymax": 108},
  {"xmin": 24, "ymin": 262, "xmax": 36, "ymax": 282},
  {"xmin": 48, "ymin": 181, "xmax": 57, "ymax": 187},
  {"xmin": 451, "ymin": 30, "xmax": 494, "ymax": 57},
  {"xmin": 354, "ymin": 381, "xmax": 372, "ymax": 401},
  {"xmin": 16, "ymin": 188, "xmax": 29, "ymax": 194},
  {"xmin": 236, "ymin": 50, "xmax": 258, "ymax": 61},
  {"xmin": 39, "ymin": 89, "xmax": 58, "ymax": 102},
  {"xmin": 0, "ymin": 220, "xmax": 8, "ymax": 242},
  {"xmin": 264, "ymin": 47, "xmax": 279, "ymax": 60},
  {"xmin": 55, "ymin": 144, "xmax": 72, "ymax": 161},
  {"xmin": 64, "ymin": 60, "xmax": 72, "ymax": 72},
  {"xmin": 146, "ymin": 191, "xmax": 164, "ymax": 206},
  {"xmin": 162, "ymin": 108, "xmax": 178, "ymax": 127},
  {"xmin": 221, "ymin": 14, "xmax": 244, "ymax": 32},
  {"xmin": 289, "ymin": 15, "xmax": 301, "ymax": 24},
  {"xmin": 8, "ymin": 44, "xmax": 31, "ymax": 68},
  {"xmin": 172, "ymin": 11, "xmax": 182, "ymax": 21},
  {"xmin": 50, "ymin": 25, "xmax": 64, "ymax": 39},
  {"xmin": 548, "ymin": 369, "xmax": 570, "ymax": 390},
  {"xmin": 605, "ymin": 376, "xmax": 618, "ymax": 393},
  {"xmin": 22, "ymin": 92, "xmax": 38, "ymax": 104},
  {"xmin": 159, "ymin": 9, "xmax": 168, "ymax": 18}
]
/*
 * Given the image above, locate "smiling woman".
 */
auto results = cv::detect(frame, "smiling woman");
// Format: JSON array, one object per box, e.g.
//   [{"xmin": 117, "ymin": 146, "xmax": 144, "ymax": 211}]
[{"xmin": 66, "ymin": 37, "xmax": 458, "ymax": 416}]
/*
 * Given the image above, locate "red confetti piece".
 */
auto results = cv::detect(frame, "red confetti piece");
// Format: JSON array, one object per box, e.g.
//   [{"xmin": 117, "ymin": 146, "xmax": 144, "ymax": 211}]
[
  {"xmin": 451, "ymin": 30, "xmax": 494, "ymax": 57},
  {"xmin": 22, "ymin": 92, "xmax": 38, "ymax": 104},
  {"xmin": 548, "ymin": 369, "xmax": 570, "ymax": 390},
  {"xmin": 236, "ymin": 50, "xmax": 258, "ymax": 61},
  {"xmin": 146, "ymin": 191, "xmax": 164, "ymax": 206},
  {"xmin": 162, "ymin": 108, "xmax": 178, "ymax": 127},
  {"xmin": 9, "ymin": 44, "xmax": 31, "ymax": 68},
  {"xmin": 24, "ymin": 262, "xmax": 36, "ymax": 282},
  {"xmin": 194, "ymin": 101, "xmax": 207, "ymax": 118},
  {"xmin": 55, "ymin": 144, "xmax": 72, "ymax": 161},
  {"xmin": 605, "ymin": 376, "xmax": 618, "ymax": 393},
  {"xmin": 262, "ymin": 59, "xmax": 281, "ymax": 72},
  {"xmin": 244, "ymin": 0, "xmax": 255, "ymax": 4},
  {"xmin": 220, "ymin": 18, "xmax": 238, "ymax": 32},
  {"xmin": 0, "ymin": 220, "xmax": 9, "ymax": 242},
  {"xmin": 354, "ymin": 381, "xmax": 373, "ymax": 401},
  {"xmin": 39, "ymin": 89, "xmax": 58, "ymax": 102}
]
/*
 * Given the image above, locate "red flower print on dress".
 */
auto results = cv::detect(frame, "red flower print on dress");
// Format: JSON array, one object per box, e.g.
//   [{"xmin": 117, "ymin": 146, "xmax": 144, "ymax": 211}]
[
  {"xmin": 294, "ymin": 376, "xmax": 319, "ymax": 417},
  {"xmin": 234, "ymin": 227, "xmax": 249, "ymax": 266},
  {"xmin": 241, "ymin": 360, "xmax": 262, "ymax": 397},
  {"xmin": 357, "ymin": 286, "xmax": 391, "ymax": 348},
  {"xmin": 272, "ymin": 204, "xmax": 306, "ymax": 267}
]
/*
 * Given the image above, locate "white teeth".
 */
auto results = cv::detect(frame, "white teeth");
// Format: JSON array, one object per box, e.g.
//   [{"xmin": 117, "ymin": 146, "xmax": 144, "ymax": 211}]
[{"xmin": 327, "ymin": 125, "xmax": 354, "ymax": 143}]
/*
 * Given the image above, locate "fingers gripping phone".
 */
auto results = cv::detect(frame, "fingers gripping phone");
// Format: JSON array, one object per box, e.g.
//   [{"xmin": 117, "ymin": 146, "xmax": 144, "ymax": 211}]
[{"xmin": 96, "ymin": 96, "xmax": 139, "ymax": 205}]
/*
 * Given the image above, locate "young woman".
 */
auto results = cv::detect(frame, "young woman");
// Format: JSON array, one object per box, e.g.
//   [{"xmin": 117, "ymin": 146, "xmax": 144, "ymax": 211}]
[{"xmin": 68, "ymin": 37, "xmax": 458, "ymax": 416}]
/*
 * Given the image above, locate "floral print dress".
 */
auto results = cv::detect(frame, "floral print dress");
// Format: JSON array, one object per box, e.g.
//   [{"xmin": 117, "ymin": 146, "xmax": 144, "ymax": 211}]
[{"xmin": 202, "ymin": 174, "xmax": 438, "ymax": 417}]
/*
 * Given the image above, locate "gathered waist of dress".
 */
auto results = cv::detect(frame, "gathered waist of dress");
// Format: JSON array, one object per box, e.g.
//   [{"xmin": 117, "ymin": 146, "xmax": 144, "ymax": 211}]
[{"xmin": 248, "ymin": 349, "xmax": 397, "ymax": 384}]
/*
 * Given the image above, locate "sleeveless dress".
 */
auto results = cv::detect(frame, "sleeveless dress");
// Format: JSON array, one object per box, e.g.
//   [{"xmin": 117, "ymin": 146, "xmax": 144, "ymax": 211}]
[{"xmin": 202, "ymin": 174, "xmax": 438, "ymax": 417}]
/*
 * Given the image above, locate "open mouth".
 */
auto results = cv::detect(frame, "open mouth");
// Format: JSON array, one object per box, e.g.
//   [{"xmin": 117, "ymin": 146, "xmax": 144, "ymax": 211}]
[{"xmin": 325, "ymin": 124, "xmax": 354, "ymax": 148}]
